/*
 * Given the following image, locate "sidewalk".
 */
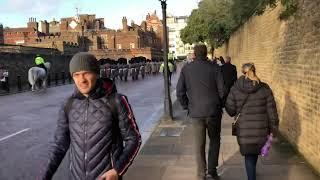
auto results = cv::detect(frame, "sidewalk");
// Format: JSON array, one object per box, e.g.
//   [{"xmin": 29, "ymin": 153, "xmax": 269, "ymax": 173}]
[{"xmin": 124, "ymin": 102, "xmax": 320, "ymax": 180}]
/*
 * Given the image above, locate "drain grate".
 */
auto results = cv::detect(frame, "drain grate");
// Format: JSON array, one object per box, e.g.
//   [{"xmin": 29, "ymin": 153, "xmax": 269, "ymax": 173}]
[{"xmin": 159, "ymin": 127, "xmax": 184, "ymax": 137}]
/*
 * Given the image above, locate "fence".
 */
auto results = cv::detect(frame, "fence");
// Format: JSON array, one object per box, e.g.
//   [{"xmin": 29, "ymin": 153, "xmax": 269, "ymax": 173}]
[{"xmin": 0, "ymin": 71, "xmax": 73, "ymax": 95}]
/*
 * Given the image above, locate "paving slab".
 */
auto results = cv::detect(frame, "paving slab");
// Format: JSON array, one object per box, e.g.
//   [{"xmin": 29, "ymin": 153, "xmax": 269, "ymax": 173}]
[{"xmin": 125, "ymin": 102, "xmax": 320, "ymax": 180}]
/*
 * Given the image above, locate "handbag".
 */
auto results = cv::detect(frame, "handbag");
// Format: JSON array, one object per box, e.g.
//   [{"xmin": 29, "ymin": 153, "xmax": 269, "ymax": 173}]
[{"xmin": 232, "ymin": 94, "xmax": 249, "ymax": 136}]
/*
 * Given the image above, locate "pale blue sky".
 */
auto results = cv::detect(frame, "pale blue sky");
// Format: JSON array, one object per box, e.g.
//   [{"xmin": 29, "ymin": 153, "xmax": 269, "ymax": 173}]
[{"xmin": 0, "ymin": 0, "xmax": 199, "ymax": 29}]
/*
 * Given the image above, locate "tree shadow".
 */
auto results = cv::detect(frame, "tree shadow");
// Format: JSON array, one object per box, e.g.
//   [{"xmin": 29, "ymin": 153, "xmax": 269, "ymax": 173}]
[
  {"xmin": 218, "ymin": 137, "xmax": 319, "ymax": 180},
  {"xmin": 217, "ymin": 104, "xmax": 318, "ymax": 180},
  {"xmin": 280, "ymin": 91, "xmax": 301, "ymax": 149}
]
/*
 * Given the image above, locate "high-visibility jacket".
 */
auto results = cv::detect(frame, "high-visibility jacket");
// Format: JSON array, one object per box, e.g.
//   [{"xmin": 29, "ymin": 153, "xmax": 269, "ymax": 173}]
[
  {"xmin": 35, "ymin": 56, "xmax": 45, "ymax": 65},
  {"xmin": 160, "ymin": 62, "xmax": 174, "ymax": 73}
]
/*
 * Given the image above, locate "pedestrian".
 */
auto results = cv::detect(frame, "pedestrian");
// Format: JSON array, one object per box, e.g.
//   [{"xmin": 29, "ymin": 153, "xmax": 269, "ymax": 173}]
[
  {"xmin": 0, "ymin": 66, "xmax": 9, "ymax": 92},
  {"xmin": 176, "ymin": 44, "xmax": 225, "ymax": 180},
  {"xmin": 221, "ymin": 56, "xmax": 237, "ymax": 98},
  {"xmin": 0, "ymin": 65, "xmax": 5, "ymax": 91},
  {"xmin": 40, "ymin": 52, "xmax": 141, "ymax": 180},
  {"xmin": 168, "ymin": 61, "xmax": 174, "ymax": 85},
  {"xmin": 225, "ymin": 63, "xmax": 279, "ymax": 180},
  {"xmin": 219, "ymin": 56, "xmax": 225, "ymax": 66},
  {"xmin": 160, "ymin": 61, "xmax": 174, "ymax": 85},
  {"xmin": 35, "ymin": 54, "xmax": 47, "ymax": 73},
  {"xmin": 186, "ymin": 52, "xmax": 195, "ymax": 64}
]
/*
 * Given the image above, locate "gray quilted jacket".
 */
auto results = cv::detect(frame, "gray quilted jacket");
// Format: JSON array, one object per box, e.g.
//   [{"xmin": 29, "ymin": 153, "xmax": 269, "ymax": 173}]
[{"xmin": 41, "ymin": 78, "xmax": 141, "ymax": 180}]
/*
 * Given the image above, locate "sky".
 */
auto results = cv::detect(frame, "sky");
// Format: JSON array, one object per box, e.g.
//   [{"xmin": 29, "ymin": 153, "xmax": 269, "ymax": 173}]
[{"xmin": 0, "ymin": 0, "xmax": 199, "ymax": 29}]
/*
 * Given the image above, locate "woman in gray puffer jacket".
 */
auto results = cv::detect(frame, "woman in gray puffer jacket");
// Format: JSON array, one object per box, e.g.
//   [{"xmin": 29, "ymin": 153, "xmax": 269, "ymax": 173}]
[{"xmin": 225, "ymin": 63, "xmax": 279, "ymax": 180}]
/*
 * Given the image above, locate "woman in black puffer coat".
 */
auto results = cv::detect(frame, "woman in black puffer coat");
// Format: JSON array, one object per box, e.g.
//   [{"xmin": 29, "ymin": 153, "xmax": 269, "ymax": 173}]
[{"xmin": 225, "ymin": 63, "xmax": 279, "ymax": 180}]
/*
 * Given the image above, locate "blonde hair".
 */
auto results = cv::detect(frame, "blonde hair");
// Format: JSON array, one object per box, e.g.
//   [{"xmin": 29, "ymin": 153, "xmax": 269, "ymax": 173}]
[{"xmin": 242, "ymin": 63, "xmax": 260, "ymax": 85}]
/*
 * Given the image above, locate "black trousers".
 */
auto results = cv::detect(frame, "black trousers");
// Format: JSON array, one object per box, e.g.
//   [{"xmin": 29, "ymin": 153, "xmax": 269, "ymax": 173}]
[
  {"xmin": 1, "ymin": 81, "xmax": 8, "ymax": 92},
  {"xmin": 36, "ymin": 64, "xmax": 47, "ymax": 73},
  {"xmin": 191, "ymin": 113, "xmax": 222, "ymax": 178}
]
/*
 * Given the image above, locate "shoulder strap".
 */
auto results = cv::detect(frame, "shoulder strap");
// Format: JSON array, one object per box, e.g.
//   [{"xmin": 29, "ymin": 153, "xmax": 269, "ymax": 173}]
[
  {"xmin": 64, "ymin": 97, "xmax": 74, "ymax": 117},
  {"xmin": 235, "ymin": 94, "xmax": 250, "ymax": 119},
  {"xmin": 106, "ymin": 94, "xmax": 118, "ymax": 121}
]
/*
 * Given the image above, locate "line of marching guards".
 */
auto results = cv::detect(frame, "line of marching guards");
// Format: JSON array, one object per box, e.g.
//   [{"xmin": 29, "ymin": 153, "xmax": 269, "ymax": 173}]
[{"xmin": 99, "ymin": 56, "xmax": 162, "ymax": 81}]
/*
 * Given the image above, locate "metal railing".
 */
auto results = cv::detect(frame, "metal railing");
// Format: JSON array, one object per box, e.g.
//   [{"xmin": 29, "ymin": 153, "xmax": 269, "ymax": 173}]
[{"xmin": 0, "ymin": 71, "xmax": 73, "ymax": 96}]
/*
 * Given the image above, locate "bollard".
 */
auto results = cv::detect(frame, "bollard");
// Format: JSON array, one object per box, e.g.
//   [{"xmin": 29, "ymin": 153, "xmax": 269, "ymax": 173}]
[
  {"xmin": 47, "ymin": 74, "xmax": 51, "ymax": 87},
  {"xmin": 55, "ymin": 73, "xmax": 58, "ymax": 86},
  {"xmin": 62, "ymin": 72, "xmax": 65, "ymax": 84},
  {"xmin": 17, "ymin": 76, "xmax": 22, "ymax": 92}
]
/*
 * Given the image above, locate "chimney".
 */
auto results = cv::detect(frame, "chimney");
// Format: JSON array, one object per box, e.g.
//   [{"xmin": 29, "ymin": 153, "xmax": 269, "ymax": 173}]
[
  {"xmin": 141, "ymin": 21, "xmax": 147, "ymax": 31},
  {"xmin": 122, "ymin": 17, "xmax": 128, "ymax": 32}
]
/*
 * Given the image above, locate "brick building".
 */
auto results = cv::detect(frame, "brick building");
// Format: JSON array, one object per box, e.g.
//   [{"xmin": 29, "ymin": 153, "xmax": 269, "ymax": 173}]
[
  {"xmin": 146, "ymin": 11, "xmax": 164, "ymax": 48},
  {"xmin": 2, "ymin": 12, "xmax": 164, "ymax": 60},
  {"xmin": 49, "ymin": 19, "xmax": 60, "ymax": 35},
  {"xmin": 3, "ymin": 18, "xmax": 38, "ymax": 45},
  {"xmin": 0, "ymin": 24, "xmax": 4, "ymax": 44}
]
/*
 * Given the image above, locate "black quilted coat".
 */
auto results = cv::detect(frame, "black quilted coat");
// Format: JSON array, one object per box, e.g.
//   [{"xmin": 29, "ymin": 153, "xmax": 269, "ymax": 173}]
[
  {"xmin": 225, "ymin": 76, "xmax": 279, "ymax": 155},
  {"xmin": 41, "ymin": 78, "xmax": 141, "ymax": 180}
]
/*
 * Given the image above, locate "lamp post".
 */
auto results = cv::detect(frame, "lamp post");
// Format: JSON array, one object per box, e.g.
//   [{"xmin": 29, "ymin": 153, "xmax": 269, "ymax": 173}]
[
  {"xmin": 80, "ymin": 23, "xmax": 85, "ymax": 52},
  {"xmin": 159, "ymin": 0, "xmax": 173, "ymax": 120}
]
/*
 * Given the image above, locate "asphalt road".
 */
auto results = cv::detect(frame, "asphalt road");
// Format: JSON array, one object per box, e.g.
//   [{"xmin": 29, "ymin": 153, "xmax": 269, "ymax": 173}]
[{"xmin": 0, "ymin": 71, "xmax": 179, "ymax": 180}]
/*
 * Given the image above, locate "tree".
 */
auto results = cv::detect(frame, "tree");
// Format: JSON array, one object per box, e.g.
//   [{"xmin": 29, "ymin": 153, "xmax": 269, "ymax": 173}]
[
  {"xmin": 181, "ymin": 0, "xmax": 297, "ymax": 55},
  {"xmin": 181, "ymin": 0, "xmax": 235, "ymax": 57},
  {"xmin": 231, "ymin": 0, "xmax": 277, "ymax": 27}
]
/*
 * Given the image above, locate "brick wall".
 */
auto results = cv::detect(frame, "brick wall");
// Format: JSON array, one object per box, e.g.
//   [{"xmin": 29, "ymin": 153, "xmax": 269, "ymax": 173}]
[
  {"xmin": 215, "ymin": 0, "xmax": 320, "ymax": 173},
  {"xmin": 0, "ymin": 25, "xmax": 3, "ymax": 44},
  {"xmin": 4, "ymin": 28, "xmax": 38, "ymax": 45}
]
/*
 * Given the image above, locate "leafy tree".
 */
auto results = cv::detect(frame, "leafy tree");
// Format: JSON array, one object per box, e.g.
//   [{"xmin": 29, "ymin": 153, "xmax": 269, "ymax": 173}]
[
  {"xmin": 181, "ymin": 0, "xmax": 235, "ymax": 56},
  {"xmin": 232, "ymin": 0, "xmax": 277, "ymax": 27},
  {"xmin": 181, "ymin": 0, "xmax": 298, "ymax": 53}
]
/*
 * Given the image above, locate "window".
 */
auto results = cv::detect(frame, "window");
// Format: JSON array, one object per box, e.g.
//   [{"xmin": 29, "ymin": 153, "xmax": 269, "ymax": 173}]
[
  {"xmin": 117, "ymin": 44, "xmax": 122, "ymax": 49},
  {"xmin": 168, "ymin": 28, "xmax": 175, "ymax": 32},
  {"xmin": 130, "ymin": 43, "xmax": 135, "ymax": 49}
]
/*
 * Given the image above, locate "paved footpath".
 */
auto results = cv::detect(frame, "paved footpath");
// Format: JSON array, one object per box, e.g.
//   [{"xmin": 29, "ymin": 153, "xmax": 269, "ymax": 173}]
[{"xmin": 125, "ymin": 102, "xmax": 320, "ymax": 180}]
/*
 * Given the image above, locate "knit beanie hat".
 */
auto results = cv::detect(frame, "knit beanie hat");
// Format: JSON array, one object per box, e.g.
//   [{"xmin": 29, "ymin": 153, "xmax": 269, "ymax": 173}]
[{"xmin": 69, "ymin": 52, "xmax": 99, "ymax": 75}]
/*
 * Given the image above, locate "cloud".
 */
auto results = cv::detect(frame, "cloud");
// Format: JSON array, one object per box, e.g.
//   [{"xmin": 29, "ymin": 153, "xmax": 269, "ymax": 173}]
[
  {"xmin": 0, "ymin": 0, "xmax": 65, "ymax": 17},
  {"xmin": 0, "ymin": 0, "xmax": 199, "ymax": 28}
]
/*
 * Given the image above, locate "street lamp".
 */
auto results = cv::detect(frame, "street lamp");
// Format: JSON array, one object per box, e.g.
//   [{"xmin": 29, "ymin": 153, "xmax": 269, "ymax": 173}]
[
  {"xmin": 81, "ymin": 25, "xmax": 85, "ymax": 51},
  {"xmin": 159, "ymin": 0, "xmax": 173, "ymax": 120}
]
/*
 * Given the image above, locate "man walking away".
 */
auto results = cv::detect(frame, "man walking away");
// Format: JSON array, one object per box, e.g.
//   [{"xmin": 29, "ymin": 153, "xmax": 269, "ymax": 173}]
[
  {"xmin": 221, "ymin": 56, "xmax": 237, "ymax": 96},
  {"xmin": 176, "ymin": 44, "xmax": 225, "ymax": 180},
  {"xmin": 40, "ymin": 52, "xmax": 141, "ymax": 180}
]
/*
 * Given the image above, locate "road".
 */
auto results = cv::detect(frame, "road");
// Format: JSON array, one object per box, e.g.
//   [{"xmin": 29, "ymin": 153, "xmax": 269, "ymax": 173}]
[{"xmin": 0, "ymin": 71, "xmax": 180, "ymax": 180}]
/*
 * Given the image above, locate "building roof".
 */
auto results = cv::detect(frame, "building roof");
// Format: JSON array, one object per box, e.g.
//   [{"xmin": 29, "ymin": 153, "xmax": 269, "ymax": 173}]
[{"xmin": 4, "ymin": 27, "xmax": 36, "ymax": 33}]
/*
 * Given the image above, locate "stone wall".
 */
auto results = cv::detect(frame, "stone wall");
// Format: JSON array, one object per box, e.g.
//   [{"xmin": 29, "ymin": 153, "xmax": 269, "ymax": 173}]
[
  {"xmin": 0, "ymin": 49, "xmax": 71, "ymax": 87},
  {"xmin": 215, "ymin": 0, "xmax": 320, "ymax": 172},
  {"xmin": 0, "ymin": 45, "xmax": 60, "ymax": 55}
]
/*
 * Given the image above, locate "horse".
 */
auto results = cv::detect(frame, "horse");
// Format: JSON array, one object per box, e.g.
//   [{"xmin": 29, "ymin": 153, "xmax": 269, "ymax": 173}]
[{"xmin": 28, "ymin": 62, "xmax": 51, "ymax": 92}]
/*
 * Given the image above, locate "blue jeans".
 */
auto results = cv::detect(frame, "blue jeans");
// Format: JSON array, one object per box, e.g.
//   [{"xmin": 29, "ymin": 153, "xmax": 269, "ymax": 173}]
[{"xmin": 245, "ymin": 155, "xmax": 258, "ymax": 180}]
